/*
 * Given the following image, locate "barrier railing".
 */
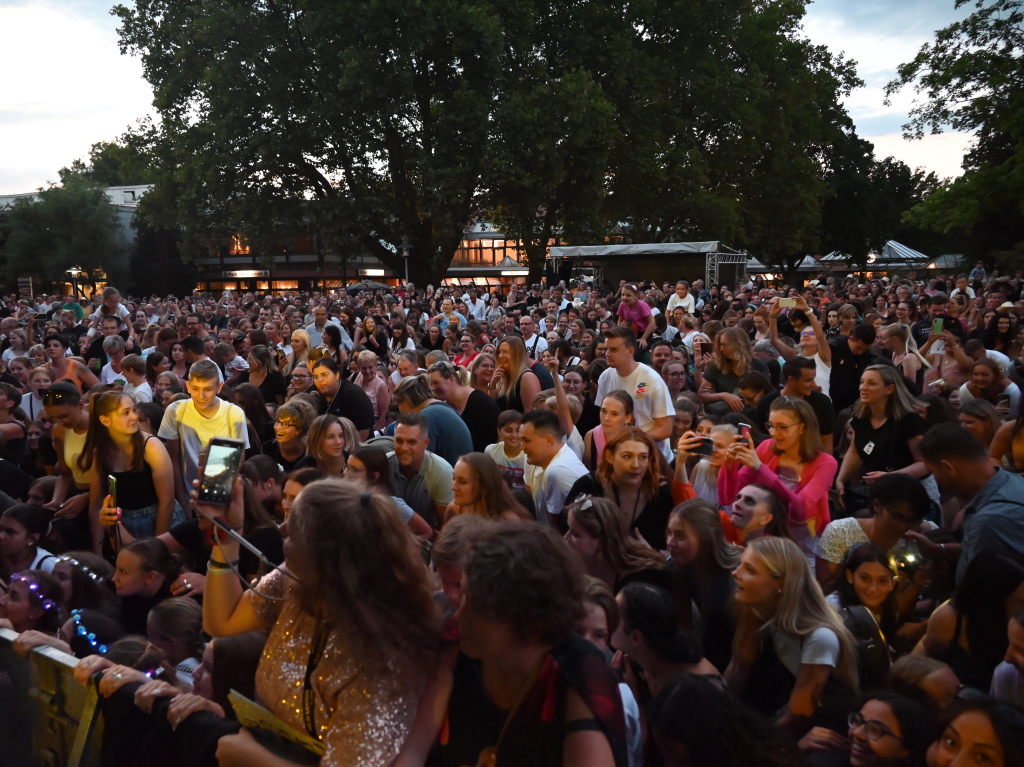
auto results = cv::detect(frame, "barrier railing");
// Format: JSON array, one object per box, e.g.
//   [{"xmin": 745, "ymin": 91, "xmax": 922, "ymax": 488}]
[{"xmin": 0, "ymin": 628, "xmax": 103, "ymax": 767}]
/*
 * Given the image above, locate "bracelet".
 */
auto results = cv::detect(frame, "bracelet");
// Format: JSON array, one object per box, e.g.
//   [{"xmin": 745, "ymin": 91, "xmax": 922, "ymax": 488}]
[{"xmin": 208, "ymin": 558, "xmax": 240, "ymax": 570}]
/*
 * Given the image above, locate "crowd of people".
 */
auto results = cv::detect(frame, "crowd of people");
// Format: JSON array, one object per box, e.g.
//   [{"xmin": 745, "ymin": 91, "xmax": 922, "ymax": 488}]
[{"xmin": 1, "ymin": 266, "xmax": 1024, "ymax": 766}]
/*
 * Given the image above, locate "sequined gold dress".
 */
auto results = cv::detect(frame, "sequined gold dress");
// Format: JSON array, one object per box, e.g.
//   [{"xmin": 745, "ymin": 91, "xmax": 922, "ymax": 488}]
[{"xmin": 250, "ymin": 569, "xmax": 424, "ymax": 766}]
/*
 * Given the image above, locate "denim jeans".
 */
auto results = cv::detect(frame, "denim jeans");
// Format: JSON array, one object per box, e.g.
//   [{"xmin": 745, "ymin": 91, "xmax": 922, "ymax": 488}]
[{"xmin": 120, "ymin": 502, "xmax": 186, "ymax": 539}]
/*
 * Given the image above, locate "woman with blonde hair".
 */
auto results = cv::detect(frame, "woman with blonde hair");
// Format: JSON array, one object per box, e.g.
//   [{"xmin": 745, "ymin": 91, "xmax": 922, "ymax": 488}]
[
  {"xmin": 727, "ymin": 536, "xmax": 859, "ymax": 737},
  {"xmin": 883, "ymin": 322, "xmax": 930, "ymax": 390},
  {"xmin": 698, "ymin": 326, "xmax": 769, "ymax": 415},
  {"xmin": 564, "ymin": 495, "xmax": 667, "ymax": 592},
  {"xmin": 489, "ymin": 334, "xmax": 541, "ymax": 413},
  {"xmin": 236, "ymin": 344, "xmax": 287, "ymax": 405},
  {"xmin": 284, "ymin": 328, "xmax": 311, "ymax": 375},
  {"xmin": 306, "ymin": 413, "xmax": 360, "ymax": 476},
  {"xmin": 836, "ymin": 365, "xmax": 930, "ymax": 510},
  {"xmin": 467, "ymin": 353, "xmax": 495, "ymax": 394}
]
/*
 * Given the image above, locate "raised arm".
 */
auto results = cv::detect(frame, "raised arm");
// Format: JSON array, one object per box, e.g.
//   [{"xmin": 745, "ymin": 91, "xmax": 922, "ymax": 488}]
[
  {"xmin": 768, "ymin": 301, "xmax": 798, "ymax": 361},
  {"xmin": 544, "ymin": 357, "xmax": 574, "ymax": 439},
  {"xmin": 797, "ymin": 296, "xmax": 830, "ymax": 366}
]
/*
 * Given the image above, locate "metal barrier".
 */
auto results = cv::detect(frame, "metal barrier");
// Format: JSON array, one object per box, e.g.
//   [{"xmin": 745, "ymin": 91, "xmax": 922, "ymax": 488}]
[{"xmin": 0, "ymin": 628, "xmax": 103, "ymax": 767}]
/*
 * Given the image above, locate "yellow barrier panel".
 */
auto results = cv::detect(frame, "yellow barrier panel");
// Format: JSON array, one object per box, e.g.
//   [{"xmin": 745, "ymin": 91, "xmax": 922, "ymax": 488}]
[{"xmin": 0, "ymin": 627, "xmax": 103, "ymax": 767}]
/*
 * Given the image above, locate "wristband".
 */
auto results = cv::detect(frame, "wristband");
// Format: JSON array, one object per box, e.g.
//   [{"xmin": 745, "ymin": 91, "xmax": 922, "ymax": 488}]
[{"xmin": 208, "ymin": 558, "xmax": 240, "ymax": 570}]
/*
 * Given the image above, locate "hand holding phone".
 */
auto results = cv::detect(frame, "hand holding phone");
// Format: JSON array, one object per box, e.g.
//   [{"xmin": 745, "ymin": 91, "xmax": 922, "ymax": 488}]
[{"xmin": 197, "ymin": 438, "xmax": 246, "ymax": 506}]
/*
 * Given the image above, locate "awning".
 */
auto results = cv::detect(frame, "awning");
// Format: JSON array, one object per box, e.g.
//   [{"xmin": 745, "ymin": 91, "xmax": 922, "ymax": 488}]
[{"xmin": 548, "ymin": 241, "xmax": 741, "ymax": 259}]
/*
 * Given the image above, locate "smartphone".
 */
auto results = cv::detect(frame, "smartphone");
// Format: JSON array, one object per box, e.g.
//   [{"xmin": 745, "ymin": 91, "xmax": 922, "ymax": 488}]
[
  {"xmin": 693, "ymin": 437, "xmax": 715, "ymax": 457},
  {"xmin": 778, "ymin": 298, "xmax": 797, "ymax": 308},
  {"xmin": 198, "ymin": 438, "xmax": 246, "ymax": 505},
  {"xmin": 107, "ymin": 475, "xmax": 118, "ymax": 509},
  {"xmin": 932, "ymin": 318, "xmax": 944, "ymax": 335},
  {"xmin": 998, "ymin": 393, "xmax": 1011, "ymax": 408},
  {"xmin": 739, "ymin": 423, "xmax": 751, "ymax": 440}
]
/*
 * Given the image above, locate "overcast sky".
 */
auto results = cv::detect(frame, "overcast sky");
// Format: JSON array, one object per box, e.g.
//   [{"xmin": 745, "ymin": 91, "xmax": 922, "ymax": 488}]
[{"xmin": 0, "ymin": 0, "xmax": 973, "ymax": 195}]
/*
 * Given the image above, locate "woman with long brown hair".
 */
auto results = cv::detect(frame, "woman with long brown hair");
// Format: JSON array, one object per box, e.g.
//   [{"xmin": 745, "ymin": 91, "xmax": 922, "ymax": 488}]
[
  {"xmin": 81, "ymin": 391, "xmax": 182, "ymax": 551},
  {"xmin": 698, "ymin": 326, "xmax": 769, "ymax": 416},
  {"xmin": 203, "ymin": 478, "xmax": 442, "ymax": 767},
  {"xmin": 490, "ymin": 334, "xmax": 541, "ymax": 414},
  {"xmin": 567, "ymin": 427, "xmax": 676, "ymax": 550},
  {"xmin": 563, "ymin": 495, "xmax": 668, "ymax": 592},
  {"xmin": 444, "ymin": 452, "xmax": 531, "ymax": 524}
]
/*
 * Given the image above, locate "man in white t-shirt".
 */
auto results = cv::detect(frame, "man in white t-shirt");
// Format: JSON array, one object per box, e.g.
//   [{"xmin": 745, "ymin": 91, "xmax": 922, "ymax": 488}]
[
  {"xmin": 519, "ymin": 316, "xmax": 548, "ymax": 360},
  {"xmin": 521, "ymin": 410, "xmax": 587, "ymax": 528},
  {"xmin": 595, "ymin": 326, "xmax": 675, "ymax": 456},
  {"xmin": 158, "ymin": 360, "xmax": 249, "ymax": 510}
]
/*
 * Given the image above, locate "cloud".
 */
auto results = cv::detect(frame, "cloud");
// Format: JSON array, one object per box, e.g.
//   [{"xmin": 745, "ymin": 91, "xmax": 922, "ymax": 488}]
[
  {"xmin": 802, "ymin": 0, "xmax": 973, "ymax": 179},
  {"xmin": 0, "ymin": 0, "xmax": 154, "ymax": 194}
]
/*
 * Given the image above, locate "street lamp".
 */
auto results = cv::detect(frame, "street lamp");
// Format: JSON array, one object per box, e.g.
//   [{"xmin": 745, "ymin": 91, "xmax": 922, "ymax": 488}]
[
  {"xmin": 66, "ymin": 266, "xmax": 84, "ymax": 299},
  {"xmin": 399, "ymin": 240, "xmax": 412, "ymax": 286}
]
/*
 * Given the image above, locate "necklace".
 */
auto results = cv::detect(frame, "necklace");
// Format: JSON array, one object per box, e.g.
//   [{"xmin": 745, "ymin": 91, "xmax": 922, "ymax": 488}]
[{"xmin": 612, "ymin": 482, "xmax": 645, "ymax": 530}]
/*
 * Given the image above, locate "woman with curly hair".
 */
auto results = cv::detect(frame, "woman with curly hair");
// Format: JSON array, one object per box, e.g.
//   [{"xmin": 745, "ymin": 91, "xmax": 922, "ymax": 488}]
[
  {"xmin": 203, "ymin": 478, "xmax": 442, "ymax": 767},
  {"xmin": 423, "ymin": 522, "xmax": 628, "ymax": 767}
]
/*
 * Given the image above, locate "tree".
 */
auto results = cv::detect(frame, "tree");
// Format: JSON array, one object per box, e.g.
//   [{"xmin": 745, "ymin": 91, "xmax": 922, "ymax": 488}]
[
  {"xmin": 885, "ymin": 0, "xmax": 1024, "ymax": 265},
  {"xmin": 0, "ymin": 175, "xmax": 124, "ymax": 291},
  {"xmin": 61, "ymin": 136, "xmax": 157, "ymax": 187}
]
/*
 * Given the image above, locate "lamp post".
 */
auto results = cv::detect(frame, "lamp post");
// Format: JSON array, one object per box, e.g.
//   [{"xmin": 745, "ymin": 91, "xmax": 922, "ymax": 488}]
[
  {"xmin": 400, "ymin": 240, "xmax": 412, "ymax": 286},
  {"xmin": 66, "ymin": 266, "xmax": 83, "ymax": 300}
]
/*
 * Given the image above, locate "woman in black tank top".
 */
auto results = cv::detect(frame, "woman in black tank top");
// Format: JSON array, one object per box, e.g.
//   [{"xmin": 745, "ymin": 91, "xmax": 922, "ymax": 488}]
[{"xmin": 78, "ymin": 392, "xmax": 184, "ymax": 545}]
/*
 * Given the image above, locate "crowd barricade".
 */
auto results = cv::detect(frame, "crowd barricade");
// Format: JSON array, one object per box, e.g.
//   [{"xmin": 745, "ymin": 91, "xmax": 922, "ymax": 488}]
[{"xmin": 0, "ymin": 627, "xmax": 103, "ymax": 767}]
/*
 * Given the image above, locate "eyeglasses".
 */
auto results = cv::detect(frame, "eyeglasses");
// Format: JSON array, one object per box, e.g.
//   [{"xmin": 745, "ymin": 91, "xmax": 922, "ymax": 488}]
[
  {"xmin": 290, "ymin": 373, "xmax": 310, "ymax": 379},
  {"xmin": 765, "ymin": 422, "xmax": 799, "ymax": 433},
  {"xmin": 848, "ymin": 711, "xmax": 901, "ymax": 742}
]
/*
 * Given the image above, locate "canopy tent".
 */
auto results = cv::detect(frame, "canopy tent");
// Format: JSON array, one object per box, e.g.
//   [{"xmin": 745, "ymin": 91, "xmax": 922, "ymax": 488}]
[
  {"xmin": 547, "ymin": 241, "xmax": 749, "ymax": 287},
  {"xmin": 746, "ymin": 255, "xmax": 820, "ymax": 274},
  {"xmin": 818, "ymin": 240, "xmax": 930, "ymax": 273}
]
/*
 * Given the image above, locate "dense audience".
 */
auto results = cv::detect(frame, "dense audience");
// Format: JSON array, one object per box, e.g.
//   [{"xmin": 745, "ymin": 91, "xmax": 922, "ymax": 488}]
[{"xmin": 2, "ymin": 270, "xmax": 1024, "ymax": 766}]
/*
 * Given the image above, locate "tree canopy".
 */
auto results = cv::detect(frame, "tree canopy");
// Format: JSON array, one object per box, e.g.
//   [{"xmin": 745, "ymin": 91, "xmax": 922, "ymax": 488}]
[
  {"xmin": 112, "ymin": 0, "xmax": 880, "ymax": 284},
  {"xmin": 0, "ymin": 175, "xmax": 125, "ymax": 291},
  {"xmin": 886, "ymin": 0, "xmax": 1024, "ymax": 265}
]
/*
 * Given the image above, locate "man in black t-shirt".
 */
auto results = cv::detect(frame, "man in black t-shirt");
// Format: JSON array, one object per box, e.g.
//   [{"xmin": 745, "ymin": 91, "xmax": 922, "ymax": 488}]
[
  {"xmin": 828, "ymin": 324, "xmax": 878, "ymax": 413},
  {"xmin": 754, "ymin": 357, "xmax": 836, "ymax": 453}
]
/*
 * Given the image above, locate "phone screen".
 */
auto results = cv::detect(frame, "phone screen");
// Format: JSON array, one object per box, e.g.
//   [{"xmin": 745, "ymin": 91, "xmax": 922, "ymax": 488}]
[
  {"xmin": 198, "ymin": 439, "xmax": 245, "ymax": 505},
  {"xmin": 932, "ymin": 318, "xmax": 944, "ymax": 335}
]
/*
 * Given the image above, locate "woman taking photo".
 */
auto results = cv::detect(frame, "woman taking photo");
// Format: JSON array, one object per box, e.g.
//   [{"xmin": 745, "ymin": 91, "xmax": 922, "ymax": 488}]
[
  {"xmin": 203, "ymin": 479, "xmax": 442, "ymax": 767},
  {"xmin": 82, "ymin": 392, "xmax": 183, "ymax": 549},
  {"xmin": 699, "ymin": 327, "xmax": 770, "ymax": 415},
  {"xmin": 722, "ymin": 396, "xmax": 838, "ymax": 559},
  {"xmin": 582, "ymin": 390, "xmax": 634, "ymax": 470},
  {"xmin": 444, "ymin": 452, "xmax": 530, "ymax": 523},
  {"xmin": 567, "ymin": 428, "xmax": 676, "ymax": 550},
  {"xmin": 490, "ymin": 335, "xmax": 542, "ymax": 414},
  {"xmin": 836, "ymin": 365, "xmax": 930, "ymax": 512},
  {"xmin": 237, "ymin": 345, "xmax": 287, "ymax": 406},
  {"xmin": 306, "ymin": 413, "xmax": 360, "ymax": 476},
  {"xmin": 727, "ymin": 537, "xmax": 859, "ymax": 738},
  {"xmin": 564, "ymin": 496, "xmax": 668, "ymax": 592}
]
